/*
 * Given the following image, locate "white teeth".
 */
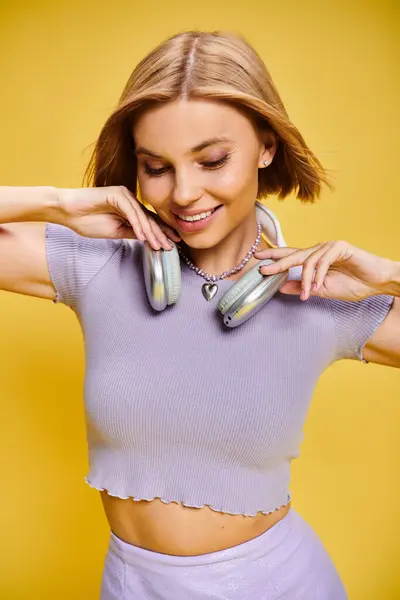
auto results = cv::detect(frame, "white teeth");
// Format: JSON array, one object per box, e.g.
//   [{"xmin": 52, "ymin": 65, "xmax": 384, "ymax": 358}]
[{"xmin": 178, "ymin": 209, "xmax": 213, "ymax": 222}]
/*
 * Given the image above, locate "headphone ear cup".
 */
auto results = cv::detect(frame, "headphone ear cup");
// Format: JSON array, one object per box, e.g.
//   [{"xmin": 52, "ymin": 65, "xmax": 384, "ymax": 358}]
[
  {"xmin": 218, "ymin": 259, "xmax": 274, "ymax": 315},
  {"xmin": 143, "ymin": 242, "xmax": 181, "ymax": 311},
  {"xmin": 219, "ymin": 260, "xmax": 288, "ymax": 327},
  {"xmin": 161, "ymin": 244, "xmax": 182, "ymax": 305}
]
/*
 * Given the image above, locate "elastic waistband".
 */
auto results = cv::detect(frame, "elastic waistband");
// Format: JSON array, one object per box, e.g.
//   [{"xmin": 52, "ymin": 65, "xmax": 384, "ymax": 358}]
[{"xmin": 109, "ymin": 507, "xmax": 294, "ymax": 569}]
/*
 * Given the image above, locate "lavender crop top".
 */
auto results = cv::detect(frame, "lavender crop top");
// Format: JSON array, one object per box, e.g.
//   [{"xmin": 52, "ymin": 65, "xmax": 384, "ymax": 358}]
[{"xmin": 45, "ymin": 222, "xmax": 394, "ymax": 517}]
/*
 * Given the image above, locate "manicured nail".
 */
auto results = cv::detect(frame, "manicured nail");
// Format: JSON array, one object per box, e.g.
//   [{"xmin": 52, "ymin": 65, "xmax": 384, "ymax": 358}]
[
  {"xmin": 259, "ymin": 265, "xmax": 273, "ymax": 275},
  {"xmin": 312, "ymin": 283, "xmax": 318, "ymax": 291}
]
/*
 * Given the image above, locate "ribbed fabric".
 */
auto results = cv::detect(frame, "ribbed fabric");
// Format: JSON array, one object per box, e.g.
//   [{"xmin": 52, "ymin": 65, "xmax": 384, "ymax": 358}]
[{"xmin": 45, "ymin": 223, "xmax": 394, "ymax": 517}]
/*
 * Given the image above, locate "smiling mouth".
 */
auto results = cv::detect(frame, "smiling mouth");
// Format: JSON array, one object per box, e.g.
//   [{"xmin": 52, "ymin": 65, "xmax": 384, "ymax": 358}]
[{"xmin": 174, "ymin": 205, "xmax": 222, "ymax": 223}]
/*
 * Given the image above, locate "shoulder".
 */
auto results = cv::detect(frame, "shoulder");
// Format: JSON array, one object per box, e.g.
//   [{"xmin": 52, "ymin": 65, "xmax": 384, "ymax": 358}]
[
  {"xmin": 45, "ymin": 223, "xmax": 143, "ymax": 308},
  {"xmin": 323, "ymin": 294, "xmax": 394, "ymax": 362},
  {"xmin": 46, "ymin": 222, "xmax": 143, "ymax": 265}
]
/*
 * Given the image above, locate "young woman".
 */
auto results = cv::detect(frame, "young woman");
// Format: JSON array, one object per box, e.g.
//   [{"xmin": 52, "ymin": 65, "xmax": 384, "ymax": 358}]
[{"xmin": 1, "ymin": 30, "xmax": 399, "ymax": 600}]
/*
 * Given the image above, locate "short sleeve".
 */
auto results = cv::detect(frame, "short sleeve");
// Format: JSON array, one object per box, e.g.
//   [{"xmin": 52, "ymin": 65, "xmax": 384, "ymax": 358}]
[
  {"xmin": 45, "ymin": 222, "xmax": 120, "ymax": 311},
  {"xmin": 328, "ymin": 294, "xmax": 395, "ymax": 363}
]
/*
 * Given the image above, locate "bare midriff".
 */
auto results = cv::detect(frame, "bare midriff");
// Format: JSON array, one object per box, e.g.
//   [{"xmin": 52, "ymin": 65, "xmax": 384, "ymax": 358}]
[{"xmin": 100, "ymin": 492, "xmax": 291, "ymax": 557}]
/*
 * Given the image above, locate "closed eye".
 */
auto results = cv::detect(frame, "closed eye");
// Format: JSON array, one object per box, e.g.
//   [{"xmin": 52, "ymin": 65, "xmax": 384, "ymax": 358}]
[
  {"xmin": 201, "ymin": 155, "xmax": 230, "ymax": 169},
  {"xmin": 143, "ymin": 154, "xmax": 231, "ymax": 177},
  {"xmin": 144, "ymin": 164, "xmax": 170, "ymax": 177}
]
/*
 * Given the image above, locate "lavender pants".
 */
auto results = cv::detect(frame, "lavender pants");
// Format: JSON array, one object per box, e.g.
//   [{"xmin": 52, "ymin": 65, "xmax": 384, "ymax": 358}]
[{"xmin": 100, "ymin": 508, "xmax": 348, "ymax": 599}]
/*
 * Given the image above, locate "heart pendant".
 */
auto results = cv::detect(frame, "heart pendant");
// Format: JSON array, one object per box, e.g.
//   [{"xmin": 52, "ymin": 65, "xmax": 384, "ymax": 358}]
[{"xmin": 202, "ymin": 283, "xmax": 218, "ymax": 301}]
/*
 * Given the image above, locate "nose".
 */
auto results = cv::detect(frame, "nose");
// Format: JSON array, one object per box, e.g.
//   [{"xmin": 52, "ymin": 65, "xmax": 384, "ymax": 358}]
[{"xmin": 172, "ymin": 167, "xmax": 202, "ymax": 207}]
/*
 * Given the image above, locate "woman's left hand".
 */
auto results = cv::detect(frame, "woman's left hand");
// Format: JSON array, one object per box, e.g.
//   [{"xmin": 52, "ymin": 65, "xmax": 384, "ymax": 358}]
[{"xmin": 255, "ymin": 241, "xmax": 394, "ymax": 302}]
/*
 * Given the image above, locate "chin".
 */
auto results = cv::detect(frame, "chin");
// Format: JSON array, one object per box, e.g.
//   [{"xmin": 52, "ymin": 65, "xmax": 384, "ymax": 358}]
[{"xmin": 180, "ymin": 232, "xmax": 225, "ymax": 250}]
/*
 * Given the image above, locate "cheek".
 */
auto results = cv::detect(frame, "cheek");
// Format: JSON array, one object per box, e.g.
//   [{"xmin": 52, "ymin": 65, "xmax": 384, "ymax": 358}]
[
  {"xmin": 217, "ymin": 170, "xmax": 252, "ymax": 192},
  {"xmin": 138, "ymin": 174, "xmax": 172, "ymax": 208},
  {"xmin": 213, "ymin": 161, "xmax": 258, "ymax": 201}
]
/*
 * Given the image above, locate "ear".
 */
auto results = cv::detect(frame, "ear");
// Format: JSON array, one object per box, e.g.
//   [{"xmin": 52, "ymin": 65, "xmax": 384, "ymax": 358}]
[{"xmin": 258, "ymin": 131, "xmax": 278, "ymax": 168}]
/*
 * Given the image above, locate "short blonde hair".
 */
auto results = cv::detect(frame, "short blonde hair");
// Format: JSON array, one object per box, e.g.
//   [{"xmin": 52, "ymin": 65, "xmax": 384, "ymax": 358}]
[{"xmin": 85, "ymin": 30, "xmax": 329, "ymax": 203}]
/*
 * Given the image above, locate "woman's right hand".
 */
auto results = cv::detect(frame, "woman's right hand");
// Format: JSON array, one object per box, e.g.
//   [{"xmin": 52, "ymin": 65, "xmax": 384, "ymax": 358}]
[{"xmin": 58, "ymin": 186, "xmax": 181, "ymax": 251}]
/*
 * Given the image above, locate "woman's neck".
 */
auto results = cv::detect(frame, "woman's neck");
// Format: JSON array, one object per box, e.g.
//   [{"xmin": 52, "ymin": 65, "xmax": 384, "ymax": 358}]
[{"xmin": 181, "ymin": 210, "xmax": 271, "ymax": 280}]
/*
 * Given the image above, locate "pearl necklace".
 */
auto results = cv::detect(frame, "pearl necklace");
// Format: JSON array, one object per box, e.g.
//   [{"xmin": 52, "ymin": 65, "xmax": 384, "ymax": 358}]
[{"xmin": 177, "ymin": 221, "xmax": 262, "ymax": 301}]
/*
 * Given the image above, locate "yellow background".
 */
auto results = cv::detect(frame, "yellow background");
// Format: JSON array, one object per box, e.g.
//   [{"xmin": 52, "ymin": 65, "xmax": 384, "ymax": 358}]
[{"xmin": 0, "ymin": 0, "xmax": 399, "ymax": 598}]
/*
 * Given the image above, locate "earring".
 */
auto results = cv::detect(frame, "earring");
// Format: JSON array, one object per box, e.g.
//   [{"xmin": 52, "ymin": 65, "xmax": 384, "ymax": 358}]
[{"xmin": 263, "ymin": 160, "xmax": 269, "ymax": 166}]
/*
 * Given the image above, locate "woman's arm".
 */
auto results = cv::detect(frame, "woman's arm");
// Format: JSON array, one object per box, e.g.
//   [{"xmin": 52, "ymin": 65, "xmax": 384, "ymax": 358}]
[
  {"xmin": 0, "ymin": 186, "xmax": 61, "ymax": 300},
  {"xmin": 0, "ymin": 185, "xmax": 180, "ymax": 301},
  {"xmin": 363, "ymin": 265, "xmax": 400, "ymax": 367},
  {"xmin": 255, "ymin": 241, "xmax": 400, "ymax": 369}
]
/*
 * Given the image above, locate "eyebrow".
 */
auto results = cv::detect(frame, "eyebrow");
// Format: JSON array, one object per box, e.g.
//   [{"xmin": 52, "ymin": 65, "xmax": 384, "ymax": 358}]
[{"xmin": 134, "ymin": 137, "xmax": 232, "ymax": 158}]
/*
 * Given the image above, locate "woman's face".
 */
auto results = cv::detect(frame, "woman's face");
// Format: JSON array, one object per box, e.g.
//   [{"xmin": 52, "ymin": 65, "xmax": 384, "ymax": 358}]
[{"xmin": 133, "ymin": 99, "xmax": 276, "ymax": 249}]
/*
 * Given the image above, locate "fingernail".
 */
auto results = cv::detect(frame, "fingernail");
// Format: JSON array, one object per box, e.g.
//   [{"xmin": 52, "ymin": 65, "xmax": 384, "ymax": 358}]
[
  {"xmin": 259, "ymin": 266, "xmax": 271, "ymax": 275},
  {"xmin": 300, "ymin": 290, "xmax": 306, "ymax": 300},
  {"xmin": 312, "ymin": 283, "xmax": 318, "ymax": 291}
]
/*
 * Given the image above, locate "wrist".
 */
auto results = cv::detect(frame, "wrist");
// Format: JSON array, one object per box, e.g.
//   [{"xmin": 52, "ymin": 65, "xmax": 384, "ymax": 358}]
[
  {"xmin": 55, "ymin": 188, "xmax": 75, "ymax": 227},
  {"xmin": 29, "ymin": 186, "xmax": 72, "ymax": 227},
  {"xmin": 379, "ymin": 258, "xmax": 400, "ymax": 297},
  {"xmin": 41, "ymin": 186, "xmax": 65, "ymax": 223}
]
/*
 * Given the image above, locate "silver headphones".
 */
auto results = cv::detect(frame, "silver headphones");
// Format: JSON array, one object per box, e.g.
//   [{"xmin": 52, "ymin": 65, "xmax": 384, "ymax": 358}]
[{"xmin": 142, "ymin": 202, "xmax": 302, "ymax": 328}]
